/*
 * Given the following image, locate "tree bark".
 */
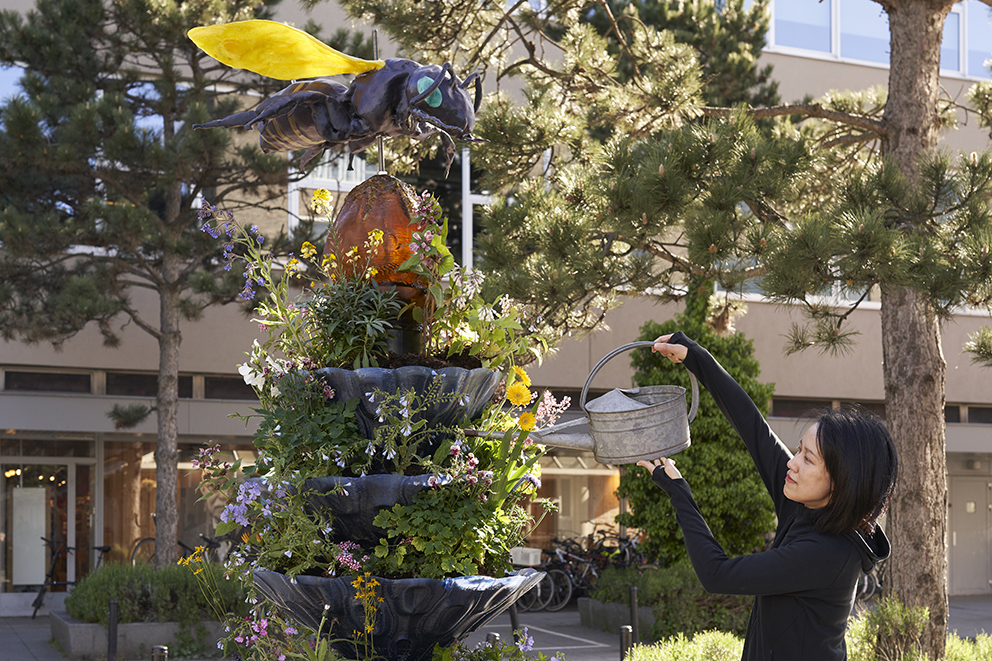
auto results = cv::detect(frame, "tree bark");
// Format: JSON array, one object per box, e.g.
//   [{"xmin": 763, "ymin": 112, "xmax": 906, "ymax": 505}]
[
  {"xmin": 879, "ymin": 286, "xmax": 948, "ymax": 656},
  {"xmin": 153, "ymin": 179, "xmax": 184, "ymax": 569},
  {"xmin": 877, "ymin": 0, "xmax": 953, "ymax": 657}
]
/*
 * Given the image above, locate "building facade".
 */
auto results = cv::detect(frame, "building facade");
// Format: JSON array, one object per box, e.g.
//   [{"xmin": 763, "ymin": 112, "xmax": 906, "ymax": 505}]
[{"xmin": 0, "ymin": 0, "xmax": 990, "ymax": 616}]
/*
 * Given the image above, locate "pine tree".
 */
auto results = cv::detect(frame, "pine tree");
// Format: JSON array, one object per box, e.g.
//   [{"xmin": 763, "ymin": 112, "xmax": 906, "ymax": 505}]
[
  {"xmin": 584, "ymin": 0, "xmax": 779, "ymax": 108},
  {"xmin": 331, "ymin": 2, "xmax": 992, "ymax": 655},
  {"xmin": 616, "ymin": 280, "xmax": 776, "ymax": 565},
  {"xmin": 0, "ymin": 0, "xmax": 299, "ymax": 567}
]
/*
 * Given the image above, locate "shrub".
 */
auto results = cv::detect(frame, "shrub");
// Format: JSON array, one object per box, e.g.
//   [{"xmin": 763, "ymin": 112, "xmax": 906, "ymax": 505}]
[
  {"xmin": 616, "ymin": 281, "xmax": 776, "ymax": 566},
  {"xmin": 946, "ymin": 633, "xmax": 992, "ymax": 661},
  {"xmin": 589, "ymin": 563, "xmax": 751, "ymax": 639},
  {"xmin": 626, "ymin": 604, "xmax": 992, "ymax": 661},
  {"xmin": 627, "ymin": 631, "xmax": 744, "ymax": 661},
  {"xmin": 65, "ymin": 561, "xmax": 245, "ymax": 625}
]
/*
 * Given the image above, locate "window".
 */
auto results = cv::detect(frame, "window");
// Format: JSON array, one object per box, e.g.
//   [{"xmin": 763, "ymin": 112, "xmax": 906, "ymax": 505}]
[
  {"xmin": 5, "ymin": 371, "xmax": 91, "ymax": 394},
  {"xmin": 769, "ymin": 0, "xmax": 992, "ymax": 78},
  {"xmin": 969, "ymin": 2, "xmax": 992, "ymax": 75},
  {"xmin": 771, "ymin": 398, "xmax": 832, "ymax": 417},
  {"xmin": 968, "ymin": 406, "xmax": 992, "ymax": 423},
  {"xmin": 840, "ymin": 0, "xmax": 889, "ymax": 64},
  {"xmin": 106, "ymin": 372, "xmax": 193, "ymax": 398},
  {"xmin": 943, "ymin": 9, "xmax": 962, "ymax": 72},
  {"xmin": 204, "ymin": 376, "xmax": 257, "ymax": 400},
  {"xmin": 945, "ymin": 405, "xmax": 961, "ymax": 423},
  {"xmin": 840, "ymin": 400, "xmax": 886, "ymax": 419},
  {"xmin": 775, "ymin": 0, "xmax": 831, "ymax": 53}
]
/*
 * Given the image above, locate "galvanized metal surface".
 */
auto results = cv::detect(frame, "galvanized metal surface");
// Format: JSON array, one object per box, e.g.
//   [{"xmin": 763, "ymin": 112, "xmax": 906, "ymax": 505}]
[{"xmin": 531, "ymin": 341, "xmax": 699, "ymax": 464}]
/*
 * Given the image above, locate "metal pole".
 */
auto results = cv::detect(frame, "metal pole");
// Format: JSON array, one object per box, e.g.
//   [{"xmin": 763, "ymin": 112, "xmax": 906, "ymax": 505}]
[
  {"xmin": 629, "ymin": 585, "xmax": 639, "ymax": 644},
  {"xmin": 620, "ymin": 625, "xmax": 633, "ymax": 660},
  {"xmin": 151, "ymin": 645, "xmax": 168, "ymax": 661},
  {"xmin": 107, "ymin": 598, "xmax": 118, "ymax": 661},
  {"xmin": 372, "ymin": 30, "xmax": 385, "ymax": 175},
  {"xmin": 486, "ymin": 632, "xmax": 500, "ymax": 647},
  {"xmin": 508, "ymin": 601, "xmax": 521, "ymax": 643}
]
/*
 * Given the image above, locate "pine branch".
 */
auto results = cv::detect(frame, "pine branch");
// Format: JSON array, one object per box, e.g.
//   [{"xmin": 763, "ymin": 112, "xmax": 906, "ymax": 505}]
[
  {"xmin": 701, "ymin": 104, "xmax": 887, "ymax": 137},
  {"xmin": 964, "ymin": 326, "xmax": 992, "ymax": 367}
]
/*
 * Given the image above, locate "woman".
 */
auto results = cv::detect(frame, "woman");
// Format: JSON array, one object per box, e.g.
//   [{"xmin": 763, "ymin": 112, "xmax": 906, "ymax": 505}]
[{"xmin": 637, "ymin": 332, "xmax": 898, "ymax": 661}]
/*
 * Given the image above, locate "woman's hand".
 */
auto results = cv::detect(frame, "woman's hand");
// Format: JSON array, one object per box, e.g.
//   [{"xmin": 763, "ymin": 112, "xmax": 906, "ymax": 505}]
[
  {"xmin": 636, "ymin": 457, "xmax": 683, "ymax": 480},
  {"xmin": 652, "ymin": 334, "xmax": 688, "ymax": 363}
]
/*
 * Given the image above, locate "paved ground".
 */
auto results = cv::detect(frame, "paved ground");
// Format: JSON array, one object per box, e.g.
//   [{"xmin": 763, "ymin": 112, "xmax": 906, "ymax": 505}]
[{"xmin": 2, "ymin": 596, "xmax": 988, "ymax": 660}]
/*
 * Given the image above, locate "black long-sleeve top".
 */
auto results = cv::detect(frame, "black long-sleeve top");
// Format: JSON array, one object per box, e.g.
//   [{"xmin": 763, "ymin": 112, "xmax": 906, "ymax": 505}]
[{"xmin": 651, "ymin": 332, "xmax": 889, "ymax": 661}]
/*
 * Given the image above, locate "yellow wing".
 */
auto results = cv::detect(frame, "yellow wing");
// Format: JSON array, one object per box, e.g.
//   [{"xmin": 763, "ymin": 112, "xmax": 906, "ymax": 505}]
[{"xmin": 188, "ymin": 20, "xmax": 384, "ymax": 81}]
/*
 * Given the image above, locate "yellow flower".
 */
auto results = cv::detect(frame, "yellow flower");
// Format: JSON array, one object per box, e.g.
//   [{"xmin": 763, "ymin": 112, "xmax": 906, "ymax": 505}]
[
  {"xmin": 518, "ymin": 412, "xmax": 536, "ymax": 431},
  {"xmin": 310, "ymin": 188, "xmax": 331, "ymax": 211},
  {"xmin": 301, "ymin": 242, "xmax": 317, "ymax": 260},
  {"xmin": 368, "ymin": 267, "xmax": 378, "ymax": 277},
  {"xmin": 512, "ymin": 366, "xmax": 531, "ymax": 387},
  {"xmin": 506, "ymin": 382, "xmax": 532, "ymax": 406}
]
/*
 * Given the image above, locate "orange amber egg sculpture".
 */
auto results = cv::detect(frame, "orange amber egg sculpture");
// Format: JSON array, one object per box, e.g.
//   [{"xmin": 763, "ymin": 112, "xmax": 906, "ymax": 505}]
[{"xmin": 325, "ymin": 174, "xmax": 427, "ymax": 306}]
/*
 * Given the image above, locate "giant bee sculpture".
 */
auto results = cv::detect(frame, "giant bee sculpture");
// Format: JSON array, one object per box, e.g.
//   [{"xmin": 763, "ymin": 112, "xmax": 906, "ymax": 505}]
[{"xmin": 188, "ymin": 20, "xmax": 484, "ymax": 175}]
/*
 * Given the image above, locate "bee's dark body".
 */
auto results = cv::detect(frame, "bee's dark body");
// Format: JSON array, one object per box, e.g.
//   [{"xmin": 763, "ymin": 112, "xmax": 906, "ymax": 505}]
[{"xmin": 194, "ymin": 59, "xmax": 484, "ymax": 175}]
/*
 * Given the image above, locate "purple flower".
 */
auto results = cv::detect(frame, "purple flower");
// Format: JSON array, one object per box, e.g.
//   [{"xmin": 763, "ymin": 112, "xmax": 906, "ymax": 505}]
[{"xmin": 516, "ymin": 626, "xmax": 534, "ymax": 652}]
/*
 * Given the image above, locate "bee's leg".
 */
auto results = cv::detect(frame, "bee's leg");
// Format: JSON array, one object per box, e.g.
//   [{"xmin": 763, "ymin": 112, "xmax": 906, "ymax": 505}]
[
  {"xmin": 192, "ymin": 110, "xmax": 259, "ymax": 130},
  {"xmin": 344, "ymin": 136, "xmax": 376, "ymax": 170},
  {"xmin": 438, "ymin": 131, "xmax": 456, "ymax": 178}
]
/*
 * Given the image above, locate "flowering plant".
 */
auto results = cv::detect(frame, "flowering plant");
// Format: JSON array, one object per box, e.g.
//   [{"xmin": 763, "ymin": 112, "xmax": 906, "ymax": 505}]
[
  {"xmin": 394, "ymin": 191, "xmax": 547, "ymax": 370},
  {"xmin": 193, "ymin": 192, "xmax": 571, "ymax": 660}
]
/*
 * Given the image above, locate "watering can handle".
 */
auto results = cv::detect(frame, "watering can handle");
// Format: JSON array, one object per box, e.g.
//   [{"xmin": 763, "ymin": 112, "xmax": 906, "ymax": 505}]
[{"xmin": 580, "ymin": 341, "xmax": 699, "ymax": 424}]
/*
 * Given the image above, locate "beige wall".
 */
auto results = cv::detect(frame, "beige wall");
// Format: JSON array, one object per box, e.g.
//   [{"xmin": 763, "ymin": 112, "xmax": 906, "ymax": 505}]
[{"xmin": 763, "ymin": 51, "xmax": 992, "ymax": 154}]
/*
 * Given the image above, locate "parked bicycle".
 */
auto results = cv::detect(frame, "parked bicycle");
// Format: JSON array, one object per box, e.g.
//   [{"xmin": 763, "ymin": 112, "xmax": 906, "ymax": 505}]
[
  {"xmin": 856, "ymin": 557, "xmax": 886, "ymax": 602},
  {"xmin": 31, "ymin": 538, "xmax": 110, "ymax": 618},
  {"xmin": 131, "ymin": 514, "xmax": 222, "ymax": 565}
]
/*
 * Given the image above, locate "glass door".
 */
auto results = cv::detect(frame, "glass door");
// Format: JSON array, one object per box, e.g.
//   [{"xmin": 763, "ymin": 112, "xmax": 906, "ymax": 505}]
[
  {"xmin": 1, "ymin": 461, "xmax": 93, "ymax": 595},
  {"xmin": 1, "ymin": 464, "xmax": 69, "ymax": 594}
]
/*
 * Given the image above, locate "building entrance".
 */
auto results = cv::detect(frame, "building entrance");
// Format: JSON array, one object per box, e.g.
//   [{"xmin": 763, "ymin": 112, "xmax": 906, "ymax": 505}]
[
  {"xmin": 949, "ymin": 476, "xmax": 992, "ymax": 595},
  {"xmin": 1, "ymin": 456, "xmax": 96, "ymax": 613}
]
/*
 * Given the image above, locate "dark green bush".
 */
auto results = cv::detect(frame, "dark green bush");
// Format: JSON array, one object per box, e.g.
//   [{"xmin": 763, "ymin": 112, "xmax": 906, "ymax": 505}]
[
  {"xmin": 616, "ymin": 282, "xmax": 776, "ymax": 566},
  {"xmin": 65, "ymin": 561, "xmax": 245, "ymax": 625},
  {"xmin": 590, "ymin": 563, "xmax": 751, "ymax": 639}
]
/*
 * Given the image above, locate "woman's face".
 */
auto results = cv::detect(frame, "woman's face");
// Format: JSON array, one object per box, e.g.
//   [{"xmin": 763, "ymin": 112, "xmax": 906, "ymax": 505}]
[{"xmin": 785, "ymin": 424, "xmax": 833, "ymax": 509}]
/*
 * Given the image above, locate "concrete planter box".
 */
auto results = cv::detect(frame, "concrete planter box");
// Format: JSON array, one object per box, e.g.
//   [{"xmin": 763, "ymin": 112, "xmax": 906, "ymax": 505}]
[
  {"xmin": 578, "ymin": 596, "xmax": 655, "ymax": 639},
  {"xmin": 51, "ymin": 610, "xmax": 224, "ymax": 660}
]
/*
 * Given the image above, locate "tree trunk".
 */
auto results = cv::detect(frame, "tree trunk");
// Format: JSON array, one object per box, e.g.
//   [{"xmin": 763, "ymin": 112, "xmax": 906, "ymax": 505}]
[
  {"xmin": 878, "ymin": 1, "xmax": 953, "ymax": 657},
  {"xmin": 153, "ymin": 180, "xmax": 184, "ymax": 569},
  {"xmin": 879, "ymin": 286, "xmax": 948, "ymax": 657}
]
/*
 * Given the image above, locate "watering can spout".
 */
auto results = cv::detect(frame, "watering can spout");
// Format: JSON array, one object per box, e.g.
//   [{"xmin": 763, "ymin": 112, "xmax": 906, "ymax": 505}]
[{"xmin": 528, "ymin": 417, "xmax": 595, "ymax": 452}]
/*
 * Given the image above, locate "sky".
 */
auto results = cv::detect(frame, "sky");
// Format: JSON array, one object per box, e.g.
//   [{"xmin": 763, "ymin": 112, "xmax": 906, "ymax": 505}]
[{"xmin": 0, "ymin": 65, "xmax": 21, "ymax": 103}]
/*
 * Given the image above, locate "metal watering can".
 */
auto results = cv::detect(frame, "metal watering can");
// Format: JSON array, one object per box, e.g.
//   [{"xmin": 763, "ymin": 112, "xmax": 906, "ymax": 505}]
[{"xmin": 529, "ymin": 341, "xmax": 699, "ymax": 465}]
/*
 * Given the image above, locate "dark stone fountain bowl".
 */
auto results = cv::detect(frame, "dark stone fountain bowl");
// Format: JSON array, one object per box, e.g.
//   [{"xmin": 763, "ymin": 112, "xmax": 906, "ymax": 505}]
[
  {"xmin": 254, "ymin": 568, "xmax": 543, "ymax": 661},
  {"xmin": 248, "ymin": 473, "xmax": 450, "ymax": 548},
  {"xmin": 315, "ymin": 365, "xmax": 500, "ymax": 441}
]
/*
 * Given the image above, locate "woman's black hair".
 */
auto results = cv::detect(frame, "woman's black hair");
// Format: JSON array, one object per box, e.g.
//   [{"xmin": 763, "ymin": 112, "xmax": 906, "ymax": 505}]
[{"xmin": 810, "ymin": 406, "xmax": 899, "ymax": 536}]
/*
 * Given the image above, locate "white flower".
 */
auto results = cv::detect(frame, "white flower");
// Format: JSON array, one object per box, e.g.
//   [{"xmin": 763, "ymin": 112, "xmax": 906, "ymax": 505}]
[{"xmin": 238, "ymin": 362, "xmax": 265, "ymax": 389}]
